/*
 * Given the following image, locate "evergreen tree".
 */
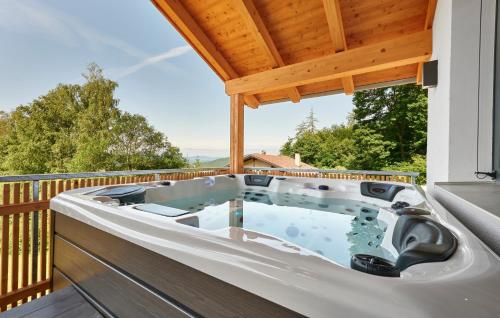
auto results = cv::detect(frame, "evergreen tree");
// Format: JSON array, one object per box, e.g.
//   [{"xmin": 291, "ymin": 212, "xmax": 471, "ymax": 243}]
[{"xmin": 296, "ymin": 108, "xmax": 318, "ymax": 135}]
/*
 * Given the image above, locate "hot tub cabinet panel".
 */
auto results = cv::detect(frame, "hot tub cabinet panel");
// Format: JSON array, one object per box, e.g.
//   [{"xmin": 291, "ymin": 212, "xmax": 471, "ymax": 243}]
[
  {"xmin": 54, "ymin": 236, "xmax": 191, "ymax": 318},
  {"xmin": 53, "ymin": 213, "xmax": 303, "ymax": 318}
]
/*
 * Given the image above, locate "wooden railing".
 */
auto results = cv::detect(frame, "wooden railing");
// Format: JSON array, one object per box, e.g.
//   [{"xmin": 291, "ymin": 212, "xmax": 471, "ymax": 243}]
[
  {"xmin": 243, "ymin": 167, "xmax": 419, "ymax": 184},
  {"xmin": 0, "ymin": 168, "xmax": 228, "ymax": 311},
  {"xmin": 0, "ymin": 166, "xmax": 416, "ymax": 312}
]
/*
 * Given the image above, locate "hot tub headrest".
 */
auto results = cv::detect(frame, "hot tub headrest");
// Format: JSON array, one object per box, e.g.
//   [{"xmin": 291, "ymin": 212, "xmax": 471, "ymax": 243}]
[
  {"xmin": 244, "ymin": 175, "xmax": 273, "ymax": 187},
  {"xmin": 91, "ymin": 185, "xmax": 146, "ymax": 205},
  {"xmin": 360, "ymin": 182, "xmax": 405, "ymax": 202},
  {"xmin": 392, "ymin": 215, "xmax": 457, "ymax": 271}
]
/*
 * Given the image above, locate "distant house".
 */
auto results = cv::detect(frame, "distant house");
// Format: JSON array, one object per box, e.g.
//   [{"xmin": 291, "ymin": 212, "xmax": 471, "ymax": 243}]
[{"xmin": 224, "ymin": 152, "xmax": 316, "ymax": 169}]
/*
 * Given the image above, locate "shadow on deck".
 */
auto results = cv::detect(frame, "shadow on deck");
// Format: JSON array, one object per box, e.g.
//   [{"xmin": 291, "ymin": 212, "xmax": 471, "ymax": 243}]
[{"xmin": 1, "ymin": 286, "xmax": 102, "ymax": 318}]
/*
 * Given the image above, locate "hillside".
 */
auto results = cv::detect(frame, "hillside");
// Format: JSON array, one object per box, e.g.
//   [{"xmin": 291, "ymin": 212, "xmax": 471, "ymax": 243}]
[
  {"xmin": 186, "ymin": 155, "xmax": 219, "ymax": 164},
  {"xmin": 200, "ymin": 157, "xmax": 229, "ymax": 168}
]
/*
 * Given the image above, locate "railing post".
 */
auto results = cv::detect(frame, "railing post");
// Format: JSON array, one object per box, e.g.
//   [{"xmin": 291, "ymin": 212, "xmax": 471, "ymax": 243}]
[
  {"xmin": 32, "ymin": 180, "xmax": 39, "ymax": 285},
  {"xmin": 154, "ymin": 173, "xmax": 160, "ymax": 181},
  {"xmin": 410, "ymin": 175, "xmax": 416, "ymax": 184}
]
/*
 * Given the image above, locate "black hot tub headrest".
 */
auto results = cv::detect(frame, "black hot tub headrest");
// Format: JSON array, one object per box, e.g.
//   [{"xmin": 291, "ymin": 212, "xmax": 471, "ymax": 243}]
[
  {"xmin": 392, "ymin": 215, "xmax": 458, "ymax": 271},
  {"xmin": 351, "ymin": 215, "xmax": 458, "ymax": 277},
  {"xmin": 360, "ymin": 182, "xmax": 405, "ymax": 202},
  {"xmin": 91, "ymin": 185, "xmax": 146, "ymax": 205}
]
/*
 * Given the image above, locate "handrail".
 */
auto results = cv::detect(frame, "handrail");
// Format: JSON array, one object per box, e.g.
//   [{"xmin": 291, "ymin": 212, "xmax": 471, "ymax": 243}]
[
  {"xmin": 0, "ymin": 167, "xmax": 419, "ymax": 183},
  {"xmin": 244, "ymin": 167, "xmax": 419, "ymax": 177},
  {"xmin": 0, "ymin": 168, "xmax": 227, "ymax": 182}
]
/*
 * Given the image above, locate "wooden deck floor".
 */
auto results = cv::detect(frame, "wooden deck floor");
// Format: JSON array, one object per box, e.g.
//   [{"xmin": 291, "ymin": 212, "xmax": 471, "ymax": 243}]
[{"xmin": 0, "ymin": 286, "xmax": 103, "ymax": 318}]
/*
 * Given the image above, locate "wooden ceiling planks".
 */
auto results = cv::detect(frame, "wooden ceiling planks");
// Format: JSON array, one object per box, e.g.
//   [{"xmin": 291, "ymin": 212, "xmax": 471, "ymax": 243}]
[
  {"xmin": 233, "ymin": 0, "xmax": 301, "ymax": 102},
  {"xmin": 252, "ymin": 0, "xmax": 333, "ymax": 65},
  {"xmin": 353, "ymin": 64, "xmax": 418, "ymax": 87},
  {"xmin": 153, "ymin": 0, "xmax": 434, "ymax": 107},
  {"xmin": 341, "ymin": 0, "xmax": 427, "ymax": 49}
]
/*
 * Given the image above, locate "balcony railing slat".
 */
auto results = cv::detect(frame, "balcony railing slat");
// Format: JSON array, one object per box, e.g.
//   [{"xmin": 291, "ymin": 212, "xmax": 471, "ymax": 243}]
[
  {"xmin": 48, "ymin": 181, "xmax": 56, "ymax": 294},
  {"xmin": 21, "ymin": 183, "xmax": 29, "ymax": 304},
  {"xmin": 41, "ymin": 182, "xmax": 48, "ymax": 287},
  {"xmin": 11, "ymin": 184, "xmax": 20, "ymax": 308},
  {"xmin": 1, "ymin": 184, "xmax": 10, "ymax": 311}
]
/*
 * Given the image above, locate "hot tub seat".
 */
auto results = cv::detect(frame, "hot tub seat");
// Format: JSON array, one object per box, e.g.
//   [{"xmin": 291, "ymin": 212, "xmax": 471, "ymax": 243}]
[
  {"xmin": 393, "ymin": 215, "xmax": 458, "ymax": 271},
  {"xmin": 351, "ymin": 215, "xmax": 458, "ymax": 277}
]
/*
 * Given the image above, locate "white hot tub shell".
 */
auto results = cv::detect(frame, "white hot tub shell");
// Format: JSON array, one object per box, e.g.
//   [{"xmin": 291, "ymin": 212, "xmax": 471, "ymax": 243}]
[{"xmin": 50, "ymin": 174, "xmax": 500, "ymax": 318}]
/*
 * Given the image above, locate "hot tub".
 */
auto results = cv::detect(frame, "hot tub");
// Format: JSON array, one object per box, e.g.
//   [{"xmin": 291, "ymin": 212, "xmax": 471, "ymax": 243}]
[{"xmin": 50, "ymin": 174, "xmax": 500, "ymax": 318}]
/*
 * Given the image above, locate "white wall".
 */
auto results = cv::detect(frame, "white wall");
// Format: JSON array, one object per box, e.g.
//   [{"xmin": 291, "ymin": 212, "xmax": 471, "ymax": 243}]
[
  {"xmin": 427, "ymin": 0, "xmax": 496, "ymax": 191},
  {"xmin": 427, "ymin": 0, "xmax": 452, "ymax": 190}
]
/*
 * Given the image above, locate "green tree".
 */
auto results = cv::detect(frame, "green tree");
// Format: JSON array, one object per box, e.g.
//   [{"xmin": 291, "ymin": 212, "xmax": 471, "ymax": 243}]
[
  {"xmin": 0, "ymin": 111, "xmax": 8, "ymax": 136},
  {"xmin": 315, "ymin": 125, "xmax": 355, "ymax": 169},
  {"xmin": 351, "ymin": 84, "xmax": 427, "ymax": 162},
  {"xmin": 0, "ymin": 63, "xmax": 186, "ymax": 174},
  {"xmin": 67, "ymin": 63, "xmax": 120, "ymax": 172},
  {"xmin": 110, "ymin": 112, "xmax": 162, "ymax": 170},
  {"xmin": 159, "ymin": 143, "xmax": 187, "ymax": 169},
  {"xmin": 384, "ymin": 154, "xmax": 427, "ymax": 185},
  {"xmin": 1, "ymin": 84, "xmax": 80, "ymax": 173},
  {"xmin": 0, "ymin": 111, "xmax": 10, "ymax": 171},
  {"xmin": 281, "ymin": 125, "xmax": 355, "ymax": 169},
  {"xmin": 280, "ymin": 83, "xmax": 427, "ymax": 178},
  {"xmin": 347, "ymin": 127, "xmax": 393, "ymax": 170},
  {"xmin": 191, "ymin": 159, "xmax": 202, "ymax": 169},
  {"xmin": 110, "ymin": 112, "xmax": 186, "ymax": 170}
]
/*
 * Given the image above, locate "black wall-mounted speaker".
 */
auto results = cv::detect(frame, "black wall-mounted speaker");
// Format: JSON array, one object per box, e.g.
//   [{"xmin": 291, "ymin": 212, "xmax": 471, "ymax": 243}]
[{"xmin": 422, "ymin": 60, "xmax": 438, "ymax": 88}]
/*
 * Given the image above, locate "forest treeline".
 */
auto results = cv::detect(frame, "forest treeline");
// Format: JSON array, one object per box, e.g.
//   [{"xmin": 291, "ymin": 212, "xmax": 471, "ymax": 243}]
[{"xmin": 281, "ymin": 84, "xmax": 427, "ymax": 184}]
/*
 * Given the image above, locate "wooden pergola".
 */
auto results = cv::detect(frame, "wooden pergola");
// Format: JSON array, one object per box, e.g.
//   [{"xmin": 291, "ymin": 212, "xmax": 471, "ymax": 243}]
[{"xmin": 152, "ymin": 0, "xmax": 437, "ymax": 173}]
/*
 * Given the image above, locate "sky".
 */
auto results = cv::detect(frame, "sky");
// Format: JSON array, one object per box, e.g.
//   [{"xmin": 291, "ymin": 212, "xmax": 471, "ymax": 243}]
[{"xmin": 0, "ymin": 0, "xmax": 354, "ymax": 158}]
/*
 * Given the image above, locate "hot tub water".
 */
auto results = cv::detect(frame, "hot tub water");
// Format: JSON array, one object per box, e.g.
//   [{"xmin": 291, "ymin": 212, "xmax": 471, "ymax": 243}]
[{"xmin": 154, "ymin": 189, "xmax": 397, "ymax": 266}]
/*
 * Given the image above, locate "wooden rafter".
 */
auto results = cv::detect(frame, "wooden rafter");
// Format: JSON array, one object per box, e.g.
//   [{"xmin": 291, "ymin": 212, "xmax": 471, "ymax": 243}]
[
  {"xmin": 152, "ymin": 0, "xmax": 260, "ymax": 108},
  {"xmin": 322, "ymin": 0, "xmax": 354, "ymax": 95},
  {"xmin": 233, "ymin": 0, "xmax": 301, "ymax": 103},
  {"xmin": 417, "ymin": 0, "xmax": 438, "ymax": 84},
  {"xmin": 226, "ymin": 30, "xmax": 432, "ymax": 95}
]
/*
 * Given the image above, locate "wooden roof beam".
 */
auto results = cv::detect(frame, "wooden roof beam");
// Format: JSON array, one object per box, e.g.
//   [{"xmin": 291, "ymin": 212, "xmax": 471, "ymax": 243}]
[
  {"xmin": 152, "ymin": 0, "xmax": 260, "ymax": 108},
  {"xmin": 417, "ymin": 0, "xmax": 438, "ymax": 84},
  {"xmin": 322, "ymin": 0, "xmax": 354, "ymax": 95},
  {"xmin": 226, "ymin": 30, "xmax": 432, "ymax": 95},
  {"xmin": 233, "ymin": 0, "xmax": 301, "ymax": 103}
]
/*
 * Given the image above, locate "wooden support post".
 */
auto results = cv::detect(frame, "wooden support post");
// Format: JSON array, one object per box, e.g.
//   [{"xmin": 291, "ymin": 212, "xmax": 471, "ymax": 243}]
[{"xmin": 230, "ymin": 94, "xmax": 244, "ymax": 174}]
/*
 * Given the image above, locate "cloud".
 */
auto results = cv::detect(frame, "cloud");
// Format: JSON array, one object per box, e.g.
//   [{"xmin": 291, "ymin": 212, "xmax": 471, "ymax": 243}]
[
  {"xmin": 0, "ymin": 0, "xmax": 78, "ymax": 46},
  {"xmin": 108, "ymin": 45, "xmax": 192, "ymax": 79},
  {"xmin": 0, "ymin": 0, "xmax": 192, "ymax": 77}
]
